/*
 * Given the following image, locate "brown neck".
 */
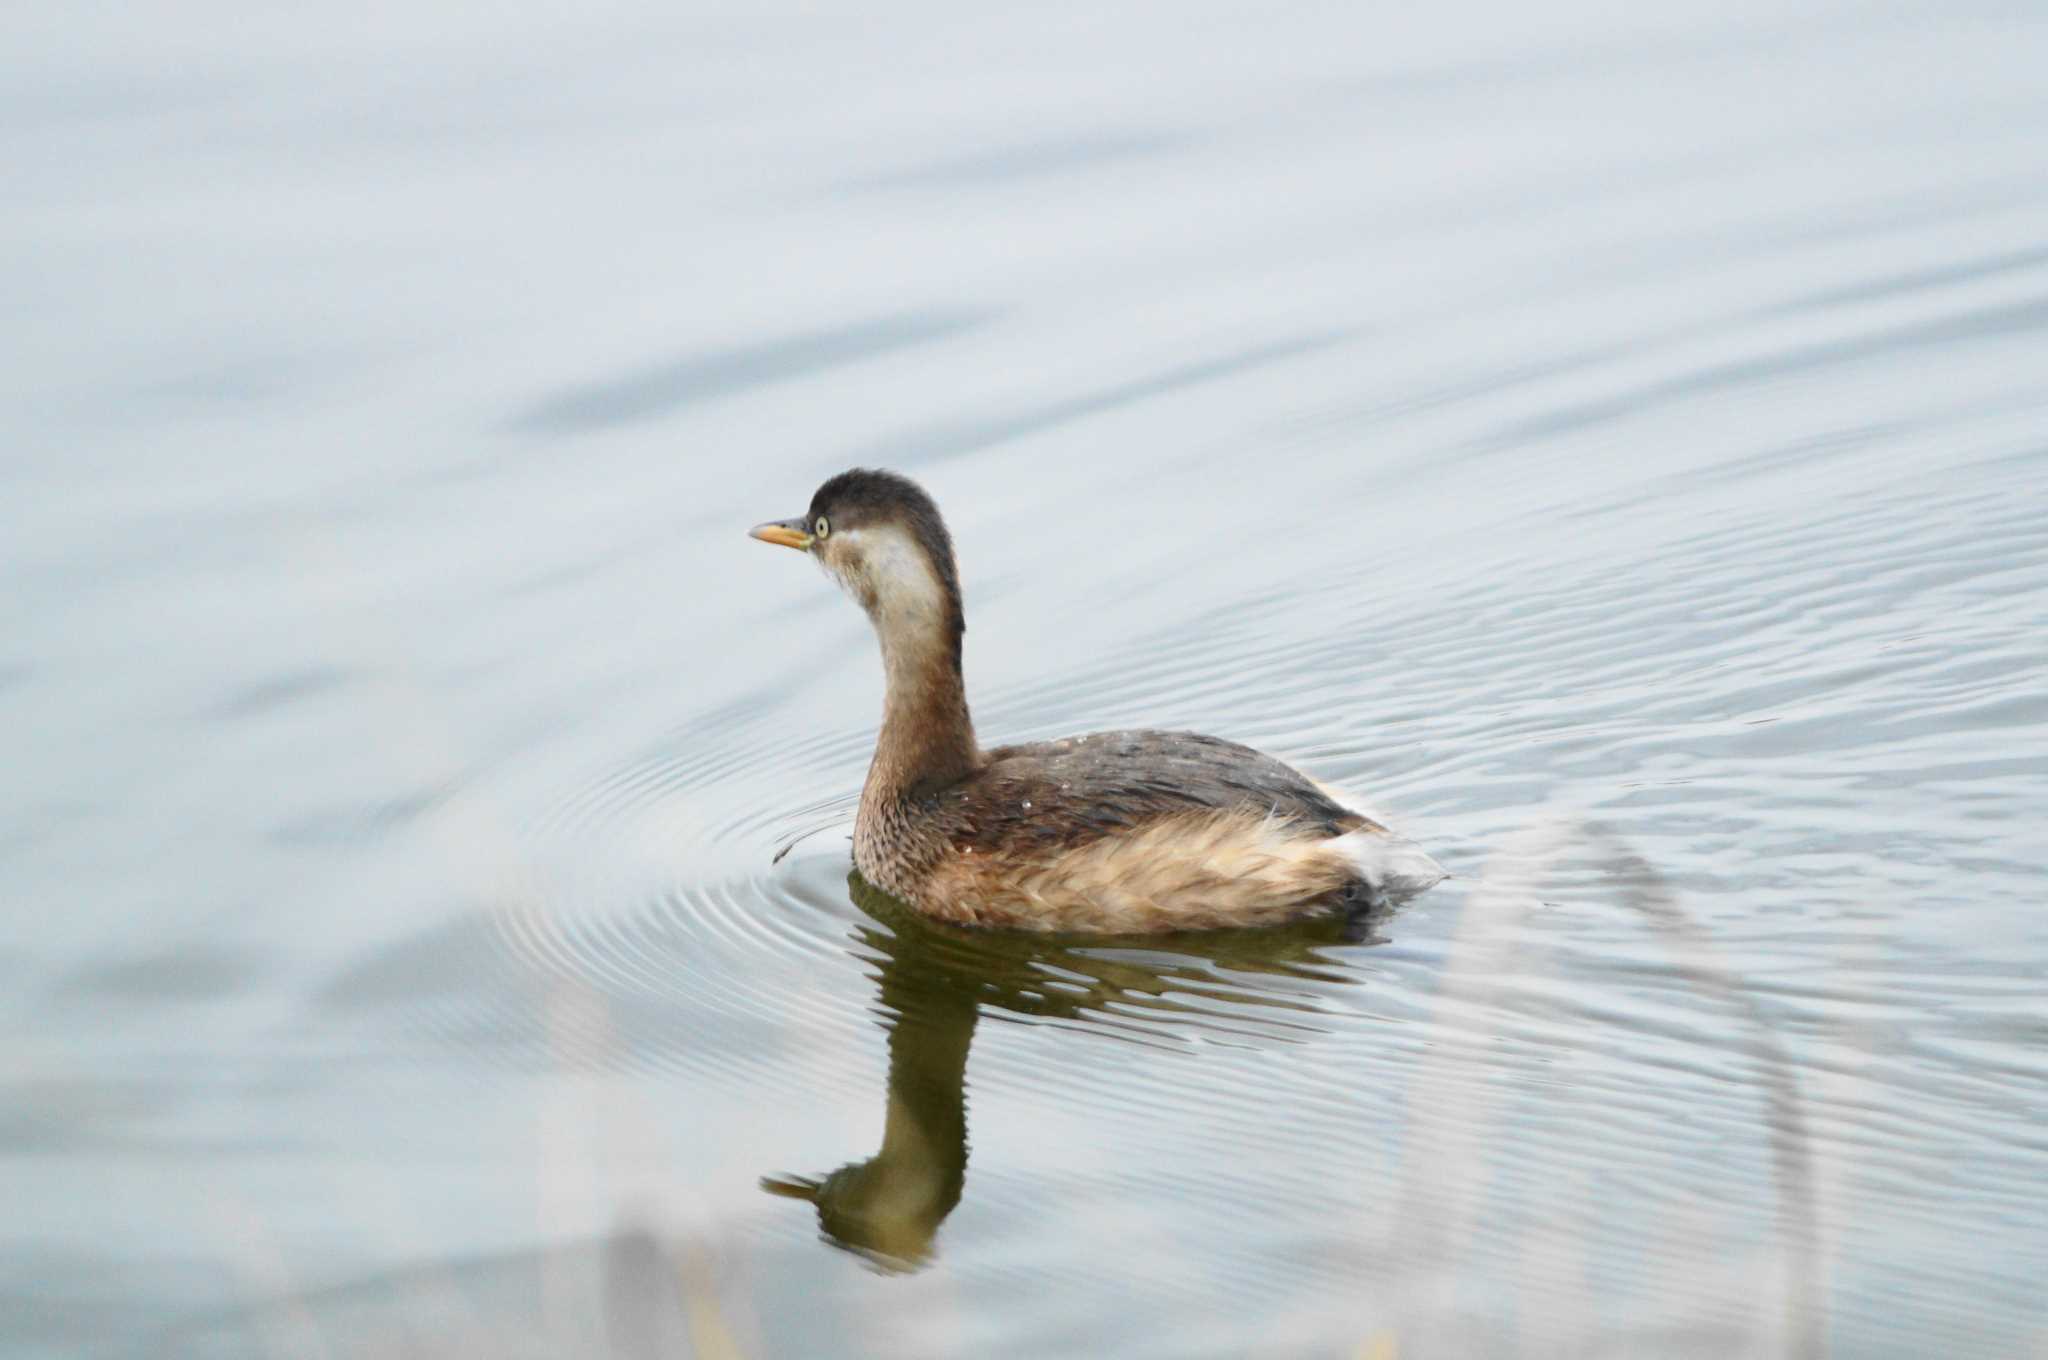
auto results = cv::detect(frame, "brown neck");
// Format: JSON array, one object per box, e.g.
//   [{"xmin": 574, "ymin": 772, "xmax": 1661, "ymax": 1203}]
[{"xmin": 865, "ymin": 613, "xmax": 979, "ymax": 803}]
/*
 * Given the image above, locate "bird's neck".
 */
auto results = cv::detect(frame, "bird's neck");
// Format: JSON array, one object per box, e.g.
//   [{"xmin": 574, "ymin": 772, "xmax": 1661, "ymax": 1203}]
[{"xmin": 866, "ymin": 611, "xmax": 979, "ymax": 804}]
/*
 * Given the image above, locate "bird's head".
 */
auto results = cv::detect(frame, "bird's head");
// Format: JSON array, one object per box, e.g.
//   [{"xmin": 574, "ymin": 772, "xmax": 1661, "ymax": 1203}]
[{"xmin": 750, "ymin": 468, "xmax": 965, "ymax": 667}]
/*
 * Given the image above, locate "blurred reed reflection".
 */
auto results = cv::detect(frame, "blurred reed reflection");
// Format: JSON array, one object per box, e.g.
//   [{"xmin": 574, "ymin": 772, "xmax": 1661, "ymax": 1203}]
[{"xmin": 762, "ymin": 872, "xmax": 1383, "ymax": 1270}]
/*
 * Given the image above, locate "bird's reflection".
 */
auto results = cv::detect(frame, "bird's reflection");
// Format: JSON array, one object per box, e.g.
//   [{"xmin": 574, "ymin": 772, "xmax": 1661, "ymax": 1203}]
[{"xmin": 762, "ymin": 872, "xmax": 1384, "ymax": 1270}]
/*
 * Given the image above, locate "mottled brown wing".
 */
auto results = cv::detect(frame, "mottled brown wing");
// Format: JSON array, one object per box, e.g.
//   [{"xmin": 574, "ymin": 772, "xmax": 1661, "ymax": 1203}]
[{"xmin": 928, "ymin": 729, "xmax": 1369, "ymax": 856}]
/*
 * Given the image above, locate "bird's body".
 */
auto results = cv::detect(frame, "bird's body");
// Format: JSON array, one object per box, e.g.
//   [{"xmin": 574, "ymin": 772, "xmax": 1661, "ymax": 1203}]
[
  {"xmin": 751, "ymin": 469, "xmax": 1442, "ymax": 933},
  {"xmin": 861, "ymin": 730, "xmax": 1399, "ymax": 932}
]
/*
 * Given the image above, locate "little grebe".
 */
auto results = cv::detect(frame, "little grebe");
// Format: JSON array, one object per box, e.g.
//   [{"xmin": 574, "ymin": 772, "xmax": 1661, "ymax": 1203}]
[{"xmin": 749, "ymin": 469, "xmax": 1443, "ymax": 932}]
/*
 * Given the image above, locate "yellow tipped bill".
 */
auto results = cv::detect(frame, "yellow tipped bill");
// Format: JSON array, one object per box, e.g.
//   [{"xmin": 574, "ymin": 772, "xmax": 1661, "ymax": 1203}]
[{"xmin": 749, "ymin": 518, "xmax": 812, "ymax": 550}]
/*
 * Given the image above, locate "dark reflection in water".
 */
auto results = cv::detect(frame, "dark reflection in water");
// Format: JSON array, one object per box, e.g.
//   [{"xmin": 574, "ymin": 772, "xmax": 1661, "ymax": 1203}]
[{"xmin": 764, "ymin": 873, "xmax": 1377, "ymax": 1271}]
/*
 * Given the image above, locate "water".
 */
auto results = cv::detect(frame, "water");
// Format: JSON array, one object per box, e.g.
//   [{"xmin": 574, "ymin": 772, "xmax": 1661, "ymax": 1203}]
[{"xmin": 5, "ymin": 0, "xmax": 2047, "ymax": 1355}]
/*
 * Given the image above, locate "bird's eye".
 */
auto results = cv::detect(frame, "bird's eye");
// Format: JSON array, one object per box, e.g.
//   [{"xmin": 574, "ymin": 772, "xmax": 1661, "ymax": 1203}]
[{"xmin": 814, "ymin": 516, "xmax": 830, "ymax": 538}]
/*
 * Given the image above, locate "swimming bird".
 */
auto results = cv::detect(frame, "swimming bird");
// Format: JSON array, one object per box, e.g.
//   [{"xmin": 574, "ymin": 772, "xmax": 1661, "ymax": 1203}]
[{"xmin": 749, "ymin": 469, "xmax": 1443, "ymax": 932}]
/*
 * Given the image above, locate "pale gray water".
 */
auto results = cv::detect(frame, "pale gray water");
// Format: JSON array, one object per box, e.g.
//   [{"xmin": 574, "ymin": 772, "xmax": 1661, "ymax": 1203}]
[{"xmin": 4, "ymin": 1, "xmax": 2047, "ymax": 1356}]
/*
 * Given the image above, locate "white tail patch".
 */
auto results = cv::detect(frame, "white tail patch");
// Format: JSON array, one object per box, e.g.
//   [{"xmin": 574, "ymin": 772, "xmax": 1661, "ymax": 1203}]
[
  {"xmin": 1308, "ymin": 776, "xmax": 1447, "ymax": 902},
  {"xmin": 1329, "ymin": 826, "xmax": 1447, "ymax": 902}
]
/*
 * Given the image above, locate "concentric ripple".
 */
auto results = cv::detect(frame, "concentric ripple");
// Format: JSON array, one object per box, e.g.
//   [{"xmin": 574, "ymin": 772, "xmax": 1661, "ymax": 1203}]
[{"xmin": 493, "ymin": 708, "xmax": 1393, "ymax": 1077}]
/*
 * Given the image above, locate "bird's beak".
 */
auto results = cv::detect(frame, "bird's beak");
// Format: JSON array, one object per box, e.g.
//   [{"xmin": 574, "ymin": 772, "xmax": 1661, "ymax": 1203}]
[
  {"xmin": 759, "ymin": 1173, "xmax": 823, "ymax": 1203},
  {"xmin": 749, "ymin": 518, "xmax": 812, "ymax": 551}
]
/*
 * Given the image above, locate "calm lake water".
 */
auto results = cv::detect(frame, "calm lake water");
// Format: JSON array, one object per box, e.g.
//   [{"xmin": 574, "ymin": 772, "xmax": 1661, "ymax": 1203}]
[{"xmin": 6, "ymin": 1, "xmax": 2048, "ymax": 1356}]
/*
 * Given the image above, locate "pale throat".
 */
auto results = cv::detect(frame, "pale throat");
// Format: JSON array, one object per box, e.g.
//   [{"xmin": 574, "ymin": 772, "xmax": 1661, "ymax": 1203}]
[{"xmin": 836, "ymin": 526, "xmax": 978, "ymax": 793}]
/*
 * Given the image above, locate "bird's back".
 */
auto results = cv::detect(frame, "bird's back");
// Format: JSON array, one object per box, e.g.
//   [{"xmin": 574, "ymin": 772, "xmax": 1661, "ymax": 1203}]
[{"xmin": 954, "ymin": 729, "xmax": 1374, "ymax": 848}]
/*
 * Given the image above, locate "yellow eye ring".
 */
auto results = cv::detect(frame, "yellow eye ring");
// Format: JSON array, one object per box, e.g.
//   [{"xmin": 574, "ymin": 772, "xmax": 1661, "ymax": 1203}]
[{"xmin": 814, "ymin": 516, "xmax": 830, "ymax": 538}]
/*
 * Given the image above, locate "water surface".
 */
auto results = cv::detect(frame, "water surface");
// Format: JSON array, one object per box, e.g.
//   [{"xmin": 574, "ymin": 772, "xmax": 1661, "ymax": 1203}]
[{"xmin": 5, "ymin": 1, "xmax": 2048, "ymax": 1356}]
